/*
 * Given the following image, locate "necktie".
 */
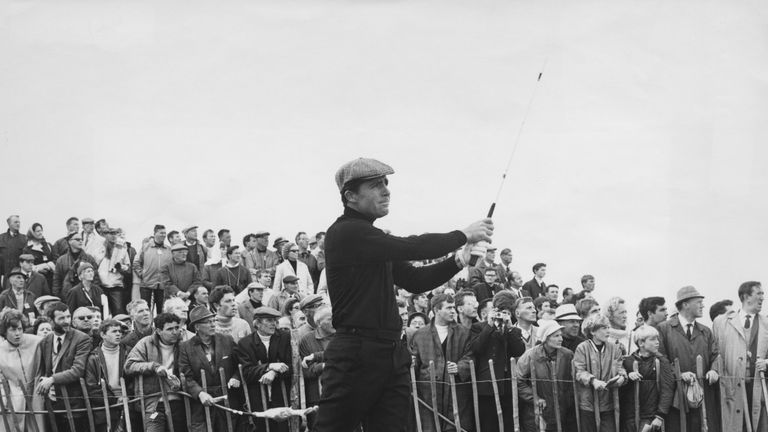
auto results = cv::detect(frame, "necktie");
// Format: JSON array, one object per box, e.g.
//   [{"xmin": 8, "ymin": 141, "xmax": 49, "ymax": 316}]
[
  {"xmin": 746, "ymin": 315, "xmax": 752, "ymax": 329},
  {"xmin": 55, "ymin": 336, "xmax": 62, "ymax": 355},
  {"xmin": 686, "ymin": 323, "xmax": 693, "ymax": 340}
]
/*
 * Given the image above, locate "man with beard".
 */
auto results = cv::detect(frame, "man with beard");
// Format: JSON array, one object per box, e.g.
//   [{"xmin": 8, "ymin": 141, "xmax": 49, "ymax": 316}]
[
  {"xmin": 37, "ymin": 301, "xmax": 92, "ymax": 432},
  {"xmin": 210, "ymin": 285, "xmax": 252, "ymax": 343},
  {"xmin": 412, "ymin": 293, "xmax": 474, "ymax": 432},
  {"xmin": 122, "ymin": 299, "xmax": 154, "ymax": 350},
  {"xmin": 555, "ymin": 304, "xmax": 585, "ymax": 352},
  {"xmin": 455, "ymin": 290, "xmax": 479, "ymax": 329},
  {"xmin": 125, "ymin": 313, "xmax": 187, "ymax": 432},
  {"xmin": 53, "ymin": 232, "xmax": 101, "ymax": 300},
  {"xmin": 300, "ymin": 304, "xmax": 335, "ymax": 430},
  {"xmin": 160, "ymin": 243, "xmax": 203, "ymax": 301},
  {"xmin": 85, "ymin": 319, "xmax": 127, "ymax": 432},
  {"xmin": 234, "ymin": 306, "xmax": 292, "ymax": 432}
]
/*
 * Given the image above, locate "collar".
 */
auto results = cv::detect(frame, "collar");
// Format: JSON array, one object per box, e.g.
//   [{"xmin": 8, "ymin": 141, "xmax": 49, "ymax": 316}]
[
  {"xmin": 677, "ymin": 314, "xmax": 696, "ymax": 328},
  {"xmin": 343, "ymin": 206, "xmax": 376, "ymax": 223},
  {"xmin": 185, "ymin": 240, "xmax": 197, "ymax": 246},
  {"xmin": 7, "ymin": 229, "xmax": 18, "ymax": 237},
  {"xmin": 534, "ymin": 276, "xmax": 543, "ymax": 284},
  {"xmin": 738, "ymin": 309, "xmax": 755, "ymax": 323}
]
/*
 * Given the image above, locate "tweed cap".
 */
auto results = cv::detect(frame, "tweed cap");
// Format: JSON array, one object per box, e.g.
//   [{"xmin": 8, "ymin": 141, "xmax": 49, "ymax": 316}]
[
  {"xmin": 34, "ymin": 295, "xmax": 60, "ymax": 311},
  {"xmin": 77, "ymin": 262, "xmax": 94, "ymax": 276},
  {"xmin": 554, "ymin": 304, "xmax": 582, "ymax": 321},
  {"xmin": 171, "ymin": 243, "xmax": 189, "ymax": 252},
  {"xmin": 7, "ymin": 268, "xmax": 26, "ymax": 279},
  {"xmin": 676, "ymin": 285, "xmax": 704, "ymax": 303},
  {"xmin": 246, "ymin": 282, "xmax": 266, "ymax": 291},
  {"xmin": 253, "ymin": 306, "xmax": 282, "ymax": 319},
  {"xmin": 255, "ymin": 231, "xmax": 270, "ymax": 237},
  {"xmin": 182, "ymin": 226, "xmax": 198, "ymax": 235},
  {"xmin": 188, "ymin": 305, "xmax": 216, "ymax": 326},
  {"xmin": 82, "ymin": 217, "xmax": 95, "ymax": 224},
  {"xmin": 299, "ymin": 294, "xmax": 324, "ymax": 310},
  {"xmin": 335, "ymin": 158, "xmax": 395, "ymax": 192},
  {"xmin": 18, "ymin": 254, "xmax": 35, "ymax": 262},
  {"xmin": 273, "ymin": 237, "xmax": 288, "ymax": 248},
  {"xmin": 283, "ymin": 275, "xmax": 299, "ymax": 284}
]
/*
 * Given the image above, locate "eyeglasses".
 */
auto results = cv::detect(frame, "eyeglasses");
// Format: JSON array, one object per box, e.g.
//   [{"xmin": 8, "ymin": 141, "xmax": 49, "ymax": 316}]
[{"xmin": 76, "ymin": 315, "xmax": 94, "ymax": 320}]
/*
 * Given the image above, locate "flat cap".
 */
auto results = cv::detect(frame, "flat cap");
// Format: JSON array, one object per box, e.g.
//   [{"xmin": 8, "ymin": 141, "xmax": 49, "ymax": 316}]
[
  {"xmin": 182, "ymin": 226, "xmax": 198, "ymax": 235},
  {"xmin": 283, "ymin": 275, "xmax": 299, "ymax": 284},
  {"xmin": 273, "ymin": 237, "xmax": 288, "ymax": 248},
  {"xmin": 82, "ymin": 217, "xmax": 95, "ymax": 224},
  {"xmin": 171, "ymin": 243, "xmax": 189, "ymax": 252},
  {"xmin": 335, "ymin": 158, "xmax": 395, "ymax": 192},
  {"xmin": 255, "ymin": 231, "xmax": 270, "ymax": 237},
  {"xmin": 246, "ymin": 282, "xmax": 266, "ymax": 291},
  {"xmin": 299, "ymin": 294, "xmax": 324, "ymax": 310},
  {"xmin": 103, "ymin": 228, "xmax": 119, "ymax": 235},
  {"xmin": 253, "ymin": 306, "xmax": 282, "ymax": 319},
  {"xmin": 34, "ymin": 295, "xmax": 60, "ymax": 310},
  {"xmin": 188, "ymin": 306, "xmax": 216, "ymax": 326},
  {"xmin": 18, "ymin": 253, "xmax": 35, "ymax": 262},
  {"xmin": 676, "ymin": 285, "xmax": 704, "ymax": 303},
  {"xmin": 7, "ymin": 268, "xmax": 26, "ymax": 279},
  {"xmin": 113, "ymin": 314, "xmax": 131, "ymax": 322},
  {"xmin": 554, "ymin": 304, "xmax": 582, "ymax": 321}
]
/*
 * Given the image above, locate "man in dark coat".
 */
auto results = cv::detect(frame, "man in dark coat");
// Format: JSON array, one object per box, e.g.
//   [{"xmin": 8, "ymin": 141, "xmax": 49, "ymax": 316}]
[
  {"xmin": 234, "ymin": 306, "xmax": 293, "ymax": 432},
  {"xmin": 85, "ymin": 319, "xmax": 128, "ymax": 431},
  {"xmin": 19, "ymin": 253, "xmax": 50, "ymax": 296},
  {"xmin": 0, "ymin": 268, "xmax": 38, "ymax": 320},
  {"xmin": 53, "ymin": 232, "xmax": 101, "ymax": 299},
  {"xmin": 521, "ymin": 262, "xmax": 547, "ymax": 299},
  {"xmin": 0, "ymin": 214, "xmax": 27, "ymax": 280},
  {"xmin": 37, "ymin": 301, "xmax": 93, "ymax": 432},
  {"xmin": 160, "ymin": 243, "xmax": 203, "ymax": 300},
  {"xmin": 179, "ymin": 305, "xmax": 239, "ymax": 432}
]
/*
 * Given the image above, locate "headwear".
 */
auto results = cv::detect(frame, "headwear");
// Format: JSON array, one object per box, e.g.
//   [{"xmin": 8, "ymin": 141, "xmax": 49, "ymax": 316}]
[
  {"xmin": 487, "ymin": 245, "xmax": 497, "ymax": 251},
  {"xmin": 537, "ymin": 320, "xmax": 565, "ymax": 342},
  {"xmin": 188, "ymin": 306, "xmax": 216, "ymax": 326},
  {"xmin": 34, "ymin": 295, "xmax": 60, "ymax": 311},
  {"xmin": 77, "ymin": 262, "xmax": 94, "ymax": 276},
  {"xmin": 182, "ymin": 226, "xmax": 198, "ymax": 235},
  {"xmin": 82, "ymin": 217, "xmax": 95, "ymax": 224},
  {"xmin": 18, "ymin": 253, "xmax": 35, "ymax": 262},
  {"xmin": 253, "ymin": 306, "xmax": 282, "ymax": 319},
  {"xmin": 246, "ymin": 282, "xmax": 266, "ymax": 292},
  {"xmin": 676, "ymin": 286, "xmax": 704, "ymax": 304},
  {"xmin": 113, "ymin": 314, "xmax": 131, "ymax": 323},
  {"xmin": 500, "ymin": 248, "xmax": 512, "ymax": 255},
  {"xmin": 255, "ymin": 231, "xmax": 270, "ymax": 237},
  {"xmin": 299, "ymin": 294, "xmax": 324, "ymax": 310},
  {"xmin": 335, "ymin": 158, "xmax": 395, "ymax": 192},
  {"xmin": 103, "ymin": 228, "xmax": 119, "ymax": 235},
  {"xmin": 282, "ymin": 242, "xmax": 297, "ymax": 259},
  {"xmin": 555, "ymin": 304, "xmax": 582, "ymax": 322},
  {"xmin": 283, "ymin": 275, "xmax": 299, "ymax": 284},
  {"xmin": 273, "ymin": 237, "xmax": 287, "ymax": 249},
  {"xmin": 171, "ymin": 243, "xmax": 189, "ymax": 252},
  {"xmin": 7, "ymin": 268, "xmax": 27, "ymax": 279}
]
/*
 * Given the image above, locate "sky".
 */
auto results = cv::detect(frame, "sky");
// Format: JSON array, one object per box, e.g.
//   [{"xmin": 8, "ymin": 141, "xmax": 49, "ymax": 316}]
[{"xmin": 1, "ymin": 0, "xmax": 767, "ymax": 321}]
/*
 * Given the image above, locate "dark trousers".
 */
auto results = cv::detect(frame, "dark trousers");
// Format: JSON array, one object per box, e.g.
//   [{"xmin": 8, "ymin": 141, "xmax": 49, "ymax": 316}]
[
  {"xmin": 579, "ymin": 410, "xmax": 617, "ymax": 432},
  {"xmin": 145, "ymin": 400, "xmax": 187, "ymax": 432},
  {"xmin": 140, "ymin": 287, "xmax": 165, "ymax": 316},
  {"xmin": 666, "ymin": 407, "xmax": 701, "ymax": 432},
  {"xmin": 52, "ymin": 414, "xmax": 88, "ymax": 432},
  {"xmin": 315, "ymin": 334, "xmax": 411, "ymax": 432},
  {"xmin": 103, "ymin": 286, "xmax": 126, "ymax": 316}
]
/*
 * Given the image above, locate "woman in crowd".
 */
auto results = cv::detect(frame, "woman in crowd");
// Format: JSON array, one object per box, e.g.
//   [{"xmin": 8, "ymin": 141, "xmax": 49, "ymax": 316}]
[
  {"xmin": 604, "ymin": 297, "xmax": 630, "ymax": 354},
  {"xmin": 66, "ymin": 262, "xmax": 104, "ymax": 312},
  {"xmin": 0, "ymin": 309, "xmax": 44, "ymax": 432},
  {"xmin": 281, "ymin": 297, "xmax": 302, "ymax": 317},
  {"xmin": 33, "ymin": 316, "xmax": 53, "ymax": 337},
  {"xmin": 273, "ymin": 242, "xmax": 313, "ymax": 295},
  {"xmin": 574, "ymin": 313, "xmax": 627, "ymax": 432},
  {"xmin": 22, "ymin": 222, "xmax": 57, "ymax": 288}
]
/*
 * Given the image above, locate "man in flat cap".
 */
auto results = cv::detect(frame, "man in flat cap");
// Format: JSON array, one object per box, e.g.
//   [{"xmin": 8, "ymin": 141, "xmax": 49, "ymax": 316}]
[
  {"xmin": 315, "ymin": 157, "xmax": 493, "ymax": 432},
  {"xmin": 0, "ymin": 267, "xmax": 38, "ymax": 321},
  {"xmin": 268, "ymin": 274, "xmax": 304, "ymax": 312},
  {"xmin": 234, "ymin": 306, "xmax": 292, "ymax": 432},
  {"xmin": 242, "ymin": 231, "xmax": 280, "ymax": 273},
  {"xmin": 160, "ymin": 243, "xmax": 203, "ymax": 301},
  {"xmin": 17, "ymin": 252, "xmax": 50, "ymax": 297},
  {"xmin": 657, "ymin": 285, "xmax": 720, "ymax": 431},
  {"xmin": 0, "ymin": 214, "xmax": 27, "ymax": 281},
  {"xmin": 237, "ymin": 282, "xmax": 267, "ymax": 329},
  {"xmin": 183, "ymin": 225, "xmax": 208, "ymax": 270},
  {"xmin": 295, "ymin": 293, "xmax": 325, "ymax": 341},
  {"xmin": 81, "ymin": 217, "xmax": 106, "ymax": 262}
]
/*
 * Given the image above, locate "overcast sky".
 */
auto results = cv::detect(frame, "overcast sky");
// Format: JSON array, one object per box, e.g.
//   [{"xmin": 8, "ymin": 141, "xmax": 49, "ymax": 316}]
[{"xmin": 2, "ymin": 0, "xmax": 766, "ymax": 320}]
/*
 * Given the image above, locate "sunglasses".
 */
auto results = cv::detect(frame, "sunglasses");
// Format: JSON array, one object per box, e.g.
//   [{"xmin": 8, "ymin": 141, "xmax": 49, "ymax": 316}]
[{"xmin": 76, "ymin": 315, "xmax": 94, "ymax": 320}]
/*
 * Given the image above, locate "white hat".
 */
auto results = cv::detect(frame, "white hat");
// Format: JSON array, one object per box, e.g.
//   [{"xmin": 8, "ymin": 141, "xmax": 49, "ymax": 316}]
[{"xmin": 537, "ymin": 320, "xmax": 565, "ymax": 342}]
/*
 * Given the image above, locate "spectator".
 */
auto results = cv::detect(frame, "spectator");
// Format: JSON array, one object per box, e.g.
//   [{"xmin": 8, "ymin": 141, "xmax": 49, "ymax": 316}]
[
  {"xmin": 237, "ymin": 282, "xmax": 266, "ymax": 329},
  {"xmin": 0, "ymin": 308, "xmax": 44, "ymax": 432},
  {"xmin": 412, "ymin": 293, "xmax": 474, "ymax": 432},
  {"xmin": 202, "ymin": 229, "xmax": 219, "ymax": 265},
  {"xmin": 656, "ymin": 286, "xmax": 719, "ymax": 432},
  {"xmin": 282, "ymin": 297, "xmax": 302, "ymax": 317},
  {"xmin": 122, "ymin": 299, "xmax": 154, "ymax": 350},
  {"xmin": 455, "ymin": 290, "xmax": 479, "ymax": 329},
  {"xmin": 522, "ymin": 262, "xmax": 547, "ymax": 298},
  {"xmin": 21, "ymin": 222, "xmax": 56, "ymax": 288},
  {"xmin": 517, "ymin": 320, "xmax": 576, "ymax": 432},
  {"xmin": 0, "ymin": 214, "xmax": 27, "ymax": 280},
  {"xmin": 470, "ymin": 267, "xmax": 504, "ymax": 304},
  {"xmin": 268, "ymin": 275, "xmax": 305, "ymax": 312},
  {"xmin": 604, "ymin": 297, "xmax": 630, "ymax": 354},
  {"xmin": 477, "ymin": 297, "xmax": 494, "ymax": 322},
  {"xmin": 163, "ymin": 296, "xmax": 195, "ymax": 341},
  {"xmin": 561, "ymin": 287, "xmax": 575, "ymax": 304},
  {"xmin": 243, "ymin": 231, "xmax": 280, "ymax": 273},
  {"xmin": 408, "ymin": 312, "xmax": 428, "ymax": 330},
  {"xmin": 0, "ymin": 267, "xmax": 38, "ymax": 320},
  {"xmin": 709, "ymin": 299, "xmax": 733, "ymax": 322},
  {"xmin": 81, "ymin": 217, "xmax": 106, "ymax": 262},
  {"xmin": 638, "ymin": 296, "xmax": 668, "ymax": 328},
  {"xmin": 272, "ymin": 236, "xmax": 288, "ymax": 263},
  {"xmin": 98, "ymin": 228, "xmax": 132, "ymax": 315},
  {"xmin": 515, "ymin": 296, "xmax": 540, "ymax": 350},
  {"xmin": 408, "ymin": 292, "xmax": 429, "ymax": 316},
  {"xmin": 53, "ymin": 217, "xmax": 80, "ymax": 258},
  {"xmin": 713, "ymin": 281, "xmax": 765, "ymax": 432},
  {"xmin": 160, "ymin": 243, "xmax": 203, "ymax": 300},
  {"xmin": 273, "ymin": 242, "xmax": 312, "ymax": 295},
  {"xmin": 118, "ymin": 229, "xmax": 137, "ymax": 312},
  {"xmin": 95, "ymin": 219, "xmax": 109, "ymax": 237},
  {"xmin": 233, "ymin": 306, "xmax": 293, "ymax": 432},
  {"xmin": 214, "ymin": 246, "xmax": 252, "ymax": 294},
  {"xmin": 166, "ymin": 230, "xmax": 182, "ymax": 246},
  {"xmin": 295, "ymin": 294, "xmax": 325, "ymax": 341},
  {"xmin": 312, "ymin": 231, "xmax": 326, "ymax": 272},
  {"xmin": 218, "ymin": 228, "xmax": 232, "ymax": 248},
  {"xmin": 124, "ymin": 312, "xmax": 187, "ymax": 432},
  {"xmin": 84, "ymin": 319, "xmax": 127, "ymax": 432},
  {"xmin": 34, "ymin": 294, "xmax": 60, "ymax": 318},
  {"xmin": 66, "ymin": 262, "xmax": 104, "ymax": 313},
  {"xmin": 545, "ymin": 284, "xmax": 560, "ymax": 308},
  {"xmin": 189, "ymin": 285, "xmax": 212, "ymax": 313},
  {"xmin": 34, "ymin": 315, "xmax": 53, "ymax": 337},
  {"xmin": 534, "ymin": 296, "xmax": 556, "ymax": 320},
  {"xmin": 210, "ymin": 285, "xmax": 251, "ymax": 343},
  {"xmin": 573, "ymin": 313, "xmax": 627, "ymax": 432},
  {"xmin": 53, "ymin": 232, "xmax": 102, "ymax": 299},
  {"xmin": 555, "ymin": 304, "xmax": 585, "ymax": 352},
  {"xmin": 296, "ymin": 231, "xmax": 321, "ymax": 290},
  {"xmin": 468, "ymin": 245, "xmax": 507, "ymax": 287},
  {"xmin": 16, "ymin": 254, "xmax": 52, "ymax": 307},
  {"xmin": 578, "ymin": 274, "xmax": 596, "ymax": 299},
  {"xmin": 72, "ymin": 306, "xmax": 102, "ymax": 347},
  {"xmin": 499, "ymin": 247, "xmax": 513, "ymax": 287},
  {"xmin": 181, "ymin": 226, "xmax": 207, "ymax": 270},
  {"xmin": 202, "ymin": 243, "xmax": 227, "ymax": 289},
  {"xmin": 619, "ymin": 325, "xmax": 674, "ymax": 432},
  {"xmin": 37, "ymin": 301, "xmax": 92, "ymax": 432},
  {"xmin": 133, "ymin": 225, "xmax": 171, "ymax": 314},
  {"xmin": 576, "ymin": 297, "xmax": 601, "ymax": 320},
  {"xmin": 299, "ymin": 304, "xmax": 335, "ymax": 431},
  {"xmin": 470, "ymin": 290, "xmax": 527, "ymax": 432}
]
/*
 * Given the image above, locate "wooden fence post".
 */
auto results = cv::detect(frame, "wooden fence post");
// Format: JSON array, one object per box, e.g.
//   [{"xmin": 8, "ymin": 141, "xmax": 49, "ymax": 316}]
[
  {"xmin": 201, "ymin": 370, "xmax": 213, "ymax": 432},
  {"xmin": 510, "ymin": 358, "xmax": 520, "ymax": 432},
  {"xmin": 260, "ymin": 383, "xmax": 271, "ymax": 432},
  {"xmin": 59, "ymin": 386, "xmax": 77, "ymax": 432},
  {"xmin": 551, "ymin": 357, "xmax": 562, "ymax": 432},
  {"xmin": 0, "ymin": 377, "xmax": 17, "ymax": 432},
  {"xmin": 448, "ymin": 374, "xmax": 462, "ymax": 432},
  {"xmin": 179, "ymin": 373, "xmax": 193, "ymax": 432},
  {"xmin": 696, "ymin": 355, "xmax": 709, "ymax": 432},
  {"xmin": 428, "ymin": 361, "xmax": 442, "ymax": 432},
  {"xmin": 632, "ymin": 360, "xmax": 640, "ymax": 432},
  {"xmin": 159, "ymin": 377, "xmax": 176, "ymax": 432},
  {"xmin": 673, "ymin": 358, "xmax": 687, "ymax": 432},
  {"xmin": 120, "ymin": 377, "xmax": 132, "ymax": 432},
  {"xmin": 218, "ymin": 368, "xmax": 234, "ymax": 432},
  {"xmin": 99, "ymin": 379, "xmax": 112, "ymax": 432},
  {"xmin": 78, "ymin": 378, "xmax": 96, "ymax": 432},
  {"xmin": 137, "ymin": 375, "xmax": 147, "ymax": 428},
  {"xmin": 239, "ymin": 364, "xmax": 254, "ymax": 429},
  {"xmin": 44, "ymin": 393, "xmax": 60, "ymax": 432},
  {"xmin": 410, "ymin": 363, "xmax": 423, "ymax": 432},
  {"xmin": 571, "ymin": 363, "xmax": 581, "ymax": 432},
  {"xmin": 488, "ymin": 359, "xmax": 504, "ymax": 432}
]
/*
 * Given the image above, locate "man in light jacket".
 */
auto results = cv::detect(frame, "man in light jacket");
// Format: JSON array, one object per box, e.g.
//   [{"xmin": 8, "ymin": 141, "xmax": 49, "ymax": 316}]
[{"xmin": 133, "ymin": 225, "xmax": 171, "ymax": 314}]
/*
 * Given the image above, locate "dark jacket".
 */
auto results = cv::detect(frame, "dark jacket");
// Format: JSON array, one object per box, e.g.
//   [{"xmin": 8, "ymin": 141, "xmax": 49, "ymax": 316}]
[
  {"xmin": 85, "ymin": 344, "xmax": 128, "ymax": 425},
  {"xmin": 619, "ymin": 352, "xmax": 674, "ymax": 425},
  {"xmin": 53, "ymin": 250, "xmax": 101, "ymax": 299},
  {"xmin": 233, "ymin": 328, "xmax": 293, "ymax": 407},
  {"xmin": 0, "ymin": 288, "xmax": 37, "ymax": 320},
  {"xmin": 124, "ymin": 333, "xmax": 181, "ymax": 412},
  {"xmin": 121, "ymin": 325, "xmax": 155, "ymax": 351},
  {"xmin": 0, "ymin": 230, "xmax": 27, "ymax": 276},
  {"xmin": 201, "ymin": 262, "xmax": 222, "ymax": 290},
  {"xmin": 214, "ymin": 264, "xmax": 252, "ymax": 294},
  {"xmin": 325, "ymin": 207, "xmax": 466, "ymax": 333},
  {"xmin": 298, "ymin": 329, "xmax": 333, "ymax": 405},
  {"xmin": 412, "ymin": 322, "xmax": 474, "ymax": 432},
  {"xmin": 179, "ymin": 333, "xmax": 237, "ymax": 399},
  {"xmin": 185, "ymin": 242, "xmax": 207, "ymax": 271},
  {"xmin": 522, "ymin": 277, "xmax": 546, "ymax": 298},
  {"xmin": 469, "ymin": 321, "xmax": 527, "ymax": 395},
  {"xmin": 160, "ymin": 260, "xmax": 203, "ymax": 296},
  {"xmin": 562, "ymin": 334, "xmax": 586, "ymax": 353},
  {"xmin": 66, "ymin": 283, "xmax": 104, "ymax": 312},
  {"xmin": 517, "ymin": 345, "xmax": 576, "ymax": 432},
  {"xmin": 38, "ymin": 328, "xmax": 93, "ymax": 413},
  {"xmin": 467, "ymin": 280, "xmax": 504, "ymax": 304}
]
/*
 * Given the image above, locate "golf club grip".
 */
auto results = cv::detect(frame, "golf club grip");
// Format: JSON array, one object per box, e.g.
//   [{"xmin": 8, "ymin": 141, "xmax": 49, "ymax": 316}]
[
  {"xmin": 468, "ymin": 203, "xmax": 496, "ymax": 266},
  {"xmin": 487, "ymin": 203, "xmax": 496, "ymax": 218}
]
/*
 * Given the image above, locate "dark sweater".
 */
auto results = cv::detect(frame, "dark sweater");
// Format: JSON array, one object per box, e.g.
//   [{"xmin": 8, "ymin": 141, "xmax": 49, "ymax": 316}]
[
  {"xmin": 325, "ymin": 207, "xmax": 466, "ymax": 333},
  {"xmin": 619, "ymin": 352, "xmax": 674, "ymax": 422}
]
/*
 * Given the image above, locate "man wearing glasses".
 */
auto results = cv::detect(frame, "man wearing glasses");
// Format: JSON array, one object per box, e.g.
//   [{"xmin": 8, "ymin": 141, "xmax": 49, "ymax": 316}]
[{"xmin": 52, "ymin": 231, "xmax": 101, "ymax": 300}]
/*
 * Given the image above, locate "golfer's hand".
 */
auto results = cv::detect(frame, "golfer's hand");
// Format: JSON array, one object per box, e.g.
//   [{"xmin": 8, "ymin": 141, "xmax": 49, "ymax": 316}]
[
  {"xmin": 706, "ymin": 370, "xmax": 719, "ymax": 384},
  {"xmin": 446, "ymin": 362, "xmax": 458, "ymax": 375},
  {"xmin": 199, "ymin": 391, "xmax": 215, "ymax": 406},
  {"xmin": 462, "ymin": 219, "xmax": 494, "ymax": 244}
]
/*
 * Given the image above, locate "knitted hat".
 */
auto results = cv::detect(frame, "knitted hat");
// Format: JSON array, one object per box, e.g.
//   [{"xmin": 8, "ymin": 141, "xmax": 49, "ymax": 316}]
[{"xmin": 77, "ymin": 262, "xmax": 94, "ymax": 276}]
